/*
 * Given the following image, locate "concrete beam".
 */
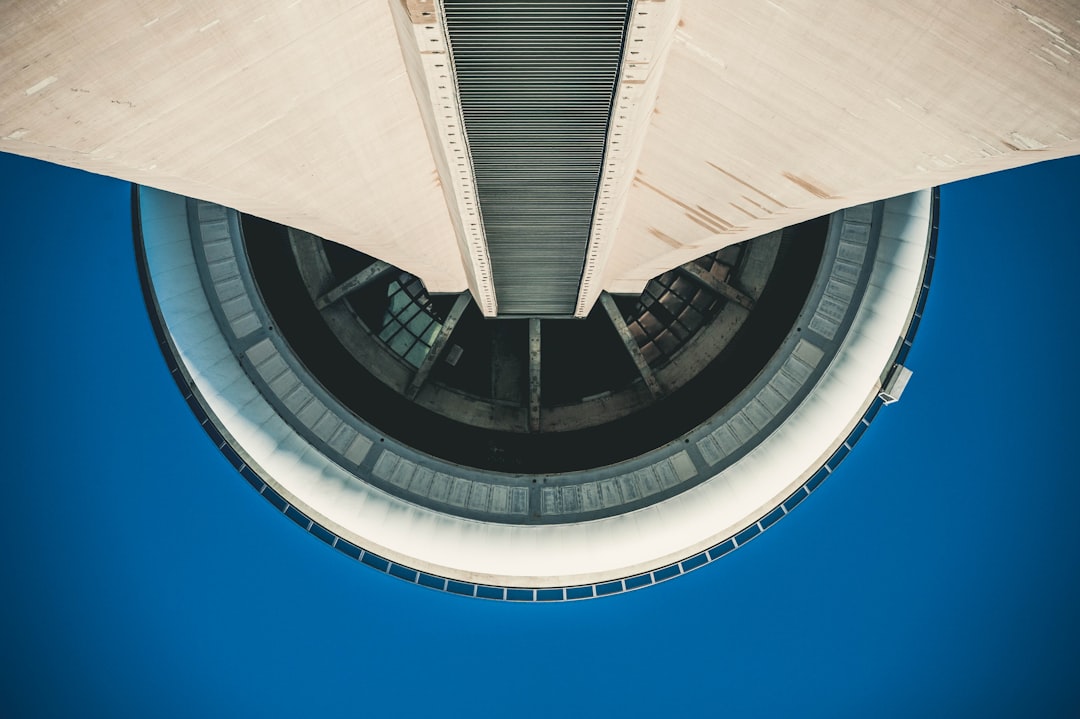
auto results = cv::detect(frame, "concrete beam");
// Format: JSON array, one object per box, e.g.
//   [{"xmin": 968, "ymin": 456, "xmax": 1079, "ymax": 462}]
[
  {"xmin": 388, "ymin": 0, "xmax": 497, "ymax": 315},
  {"xmin": 574, "ymin": 0, "xmax": 682, "ymax": 317},
  {"xmin": 678, "ymin": 264, "xmax": 755, "ymax": 311},
  {"xmin": 315, "ymin": 261, "xmax": 394, "ymax": 310},
  {"xmin": 405, "ymin": 292, "xmax": 472, "ymax": 400},
  {"xmin": 599, "ymin": 292, "xmax": 663, "ymax": 399}
]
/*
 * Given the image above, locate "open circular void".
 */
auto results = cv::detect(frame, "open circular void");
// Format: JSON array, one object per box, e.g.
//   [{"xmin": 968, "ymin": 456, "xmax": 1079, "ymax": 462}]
[
  {"xmin": 136, "ymin": 187, "xmax": 936, "ymax": 598},
  {"xmin": 242, "ymin": 213, "xmax": 825, "ymax": 473}
]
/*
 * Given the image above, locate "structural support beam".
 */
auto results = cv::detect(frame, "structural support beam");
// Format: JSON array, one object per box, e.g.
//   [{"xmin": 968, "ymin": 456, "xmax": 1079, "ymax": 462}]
[
  {"xmin": 389, "ymin": 0, "xmax": 497, "ymax": 316},
  {"xmin": 678, "ymin": 265, "xmax": 755, "ymax": 311},
  {"xmin": 573, "ymin": 0, "xmax": 682, "ymax": 317},
  {"xmin": 528, "ymin": 318, "xmax": 541, "ymax": 433},
  {"xmin": 599, "ymin": 292, "xmax": 663, "ymax": 399},
  {"xmin": 315, "ymin": 261, "xmax": 395, "ymax": 310},
  {"xmin": 405, "ymin": 292, "xmax": 472, "ymax": 399}
]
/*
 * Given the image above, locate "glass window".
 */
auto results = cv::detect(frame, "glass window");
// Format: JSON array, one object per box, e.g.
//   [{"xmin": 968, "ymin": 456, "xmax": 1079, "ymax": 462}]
[
  {"xmin": 827, "ymin": 443, "xmax": 850, "ymax": 469},
  {"xmin": 735, "ymin": 524, "xmax": 760, "ymax": 546},
  {"xmin": 284, "ymin": 505, "xmax": 310, "ymax": 529},
  {"xmin": 864, "ymin": 398, "xmax": 884, "ymax": 423},
  {"xmin": 782, "ymin": 488, "xmax": 808, "ymax": 513},
  {"xmin": 806, "ymin": 466, "xmax": 830, "ymax": 492},
  {"xmin": 239, "ymin": 466, "xmax": 264, "ymax": 491},
  {"xmin": 418, "ymin": 573, "xmax": 445, "ymax": 590},
  {"xmin": 681, "ymin": 552, "xmax": 708, "ymax": 571},
  {"xmin": 446, "ymin": 581, "xmax": 475, "ymax": 597},
  {"xmin": 361, "ymin": 552, "xmax": 389, "ymax": 571},
  {"xmin": 896, "ymin": 343, "xmax": 911, "ymax": 365},
  {"xmin": 846, "ymin": 420, "xmax": 868, "ymax": 446},
  {"xmin": 905, "ymin": 312, "xmax": 922, "ymax": 339},
  {"xmin": 184, "ymin": 392, "xmax": 203, "ymax": 418},
  {"xmin": 506, "ymin": 588, "xmax": 534, "ymax": 602},
  {"xmin": 708, "ymin": 539, "xmax": 736, "ymax": 561},
  {"xmin": 170, "ymin": 368, "xmax": 189, "ymax": 394},
  {"xmin": 654, "ymin": 564, "xmax": 681, "ymax": 582},
  {"xmin": 404, "ymin": 342, "xmax": 430, "ymax": 368},
  {"xmin": 565, "ymin": 586, "xmax": 594, "ymax": 600},
  {"xmin": 262, "ymin": 488, "xmax": 287, "ymax": 511},
  {"xmin": 219, "ymin": 444, "xmax": 244, "ymax": 470},
  {"xmin": 203, "ymin": 421, "xmax": 225, "ymax": 450},
  {"xmin": 376, "ymin": 276, "xmax": 445, "ymax": 368},
  {"xmin": 622, "ymin": 250, "xmax": 741, "ymax": 369},
  {"xmin": 476, "ymin": 585, "xmax": 504, "ymax": 600},
  {"xmin": 388, "ymin": 563, "xmax": 417, "ymax": 582},
  {"xmin": 308, "ymin": 523, "xmax": 336, "ymax": 546},
  {"xmin": 760, "ymin": 505, "xmax": 786, "ymax": 530},
  {"xmin": 335, "ymin": 540, "xmax": 361, "ymax": 560}
]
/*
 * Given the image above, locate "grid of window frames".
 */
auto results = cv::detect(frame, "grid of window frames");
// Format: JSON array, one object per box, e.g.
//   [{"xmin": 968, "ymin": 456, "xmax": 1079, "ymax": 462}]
[
  {"xmin": 376, "ymin": 274, "xmax": 445, "ymax": 368},
  {"xmin": 624, "ymin": 247, "xmax": 742, "ymax": 368}
]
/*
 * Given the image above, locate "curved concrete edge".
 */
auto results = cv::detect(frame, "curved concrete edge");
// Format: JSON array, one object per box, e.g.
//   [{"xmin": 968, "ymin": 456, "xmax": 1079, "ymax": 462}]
[
  {"xmin": 140, "ymin": 187, "xmax": 932, "ymax": 590},
  {"xmin": 195, "ymin": 200, "xmax": 862, "ymax": 525}
]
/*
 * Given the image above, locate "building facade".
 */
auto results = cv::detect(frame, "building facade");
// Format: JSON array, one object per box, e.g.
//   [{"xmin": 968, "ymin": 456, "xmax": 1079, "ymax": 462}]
[{"xmin": 3, "ymin": 1, "xmax": 1077, "ymax": 597}]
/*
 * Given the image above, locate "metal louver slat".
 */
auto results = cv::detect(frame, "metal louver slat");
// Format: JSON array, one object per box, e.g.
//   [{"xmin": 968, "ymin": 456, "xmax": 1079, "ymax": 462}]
[{"xmin": 442, "ymin": 0, "xmax": 633, "ymax": 316}]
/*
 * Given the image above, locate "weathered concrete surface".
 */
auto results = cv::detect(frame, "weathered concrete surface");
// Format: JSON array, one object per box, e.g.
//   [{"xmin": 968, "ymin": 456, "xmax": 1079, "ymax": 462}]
[
  {"xmin": 3, "ymin": 1, "xmax": 1079, "ymax": 305},
  {"xmin": 603, "ymin": 0, "xmax": 1080, "ymax": 292},
  {"xmin": 0, "ymin": 1, "xmax": 469, "ymax": 292}
]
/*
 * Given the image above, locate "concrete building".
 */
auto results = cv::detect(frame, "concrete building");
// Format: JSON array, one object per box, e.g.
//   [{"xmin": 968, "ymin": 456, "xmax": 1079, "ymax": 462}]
[{"xmin": 3, "ymin": 1, "xmax": 1078, "ymax": 599}]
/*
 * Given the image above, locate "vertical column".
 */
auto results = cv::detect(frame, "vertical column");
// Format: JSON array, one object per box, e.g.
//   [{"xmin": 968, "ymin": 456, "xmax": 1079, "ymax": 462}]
[
  {"xmin": 389, "ymin": 0, "xmax": 497, "ymax": 316},
  {"xmin": 528, "ymin": 318, "xmax": 542, "ymax": 432}
]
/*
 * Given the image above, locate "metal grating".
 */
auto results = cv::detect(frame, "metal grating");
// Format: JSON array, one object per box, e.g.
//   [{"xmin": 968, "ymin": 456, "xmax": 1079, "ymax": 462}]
[{"xmin": 442, "ymin": 0, "xmax": 633, "ymax": 316}]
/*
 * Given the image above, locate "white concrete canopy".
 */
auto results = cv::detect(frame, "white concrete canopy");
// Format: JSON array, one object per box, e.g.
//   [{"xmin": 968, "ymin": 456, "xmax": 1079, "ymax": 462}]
[{"xmin": 2, "ymin": 1, "xmax": 1077, "ymax": 312}]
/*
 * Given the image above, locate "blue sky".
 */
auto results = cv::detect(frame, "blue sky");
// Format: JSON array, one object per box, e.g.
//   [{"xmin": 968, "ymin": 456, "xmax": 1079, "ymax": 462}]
[{"xmin": 1, "ymin": 151, "xmax": 1078, "ymax": 718}]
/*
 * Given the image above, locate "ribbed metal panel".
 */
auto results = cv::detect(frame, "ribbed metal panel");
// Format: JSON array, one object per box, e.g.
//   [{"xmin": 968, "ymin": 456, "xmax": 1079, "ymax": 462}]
[{"xmin": 442, "ymin": 0, "xmax": 632, "ymax": 316}]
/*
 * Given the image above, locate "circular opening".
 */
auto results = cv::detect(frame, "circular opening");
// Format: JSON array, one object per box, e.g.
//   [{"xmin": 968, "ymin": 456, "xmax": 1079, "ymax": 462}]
[{"xmin": 241, "ymin": 214, "xmax": 827, "ymax": 472}]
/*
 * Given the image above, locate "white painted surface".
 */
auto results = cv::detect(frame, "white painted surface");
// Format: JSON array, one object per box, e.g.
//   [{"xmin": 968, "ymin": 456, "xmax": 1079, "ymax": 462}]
[
  {"xmin": 602, "ymin": 1, "xmax": 1080, "ymax": 293},
  {"xmin": 2, "ymin": 1, "xmax": 470, "ymax": 293},
  {"xmin": 390, "ymin": 0, "xmax": 496, "ymax": 314},
  {"xmin": 2, "ymin": 1, "xmax": 1074, "ymax": 309},
  {"xmin": 574, "ymin": 0, "xmax": 682, "ymax": 316}
]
